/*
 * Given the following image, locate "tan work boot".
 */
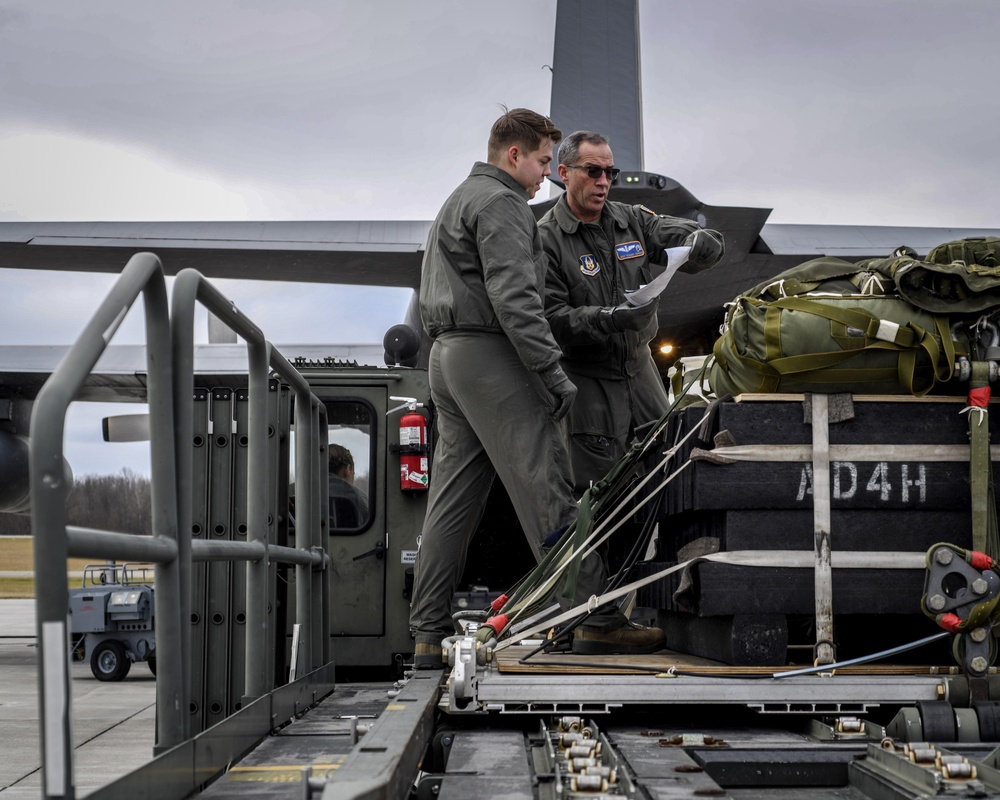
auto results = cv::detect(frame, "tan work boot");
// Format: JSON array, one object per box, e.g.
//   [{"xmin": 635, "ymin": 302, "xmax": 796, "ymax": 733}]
[
  {"xmin": 413, "ymin": 641, "xmax": 445, "ymax": 670},
  {"xmin": 572, "ymin": 620, "xmax": 665, "ymax": 655}
]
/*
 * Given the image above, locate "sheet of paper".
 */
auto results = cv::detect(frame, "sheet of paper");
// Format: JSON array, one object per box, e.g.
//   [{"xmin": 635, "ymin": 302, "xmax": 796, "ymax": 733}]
[{"xmin": 624, "ymin": 246, "xmax": 691, "ymax": 307}]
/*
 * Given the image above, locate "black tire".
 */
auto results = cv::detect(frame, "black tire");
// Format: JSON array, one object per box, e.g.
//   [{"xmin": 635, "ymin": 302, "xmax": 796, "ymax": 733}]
[
  {"xmin": 90, "ymin": 640, "xmax": 131, "ymax": 682},
  {"xmin": 147, "ymin": 656, "xmax": 156, "ymax": 676}
]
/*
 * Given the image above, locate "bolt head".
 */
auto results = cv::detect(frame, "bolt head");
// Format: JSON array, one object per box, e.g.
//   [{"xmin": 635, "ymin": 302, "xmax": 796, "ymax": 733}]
[
  {"xmin": 973, "ymin": 578, "xmax": 989, "ymax": 596},
  {"xmin": 971, "ymin": 656, "xmax": 989, "ymax": 673},
  {"xmin": 935, "ymin": 548, "xmax": 954, "ymax": 565},
  {"xmin": 928, "ymin": 594, "xmax": 947, "ymax": 611},
  {"xmin": 971, "ymin": 627, "xmax": 989, "ymax": 643}
]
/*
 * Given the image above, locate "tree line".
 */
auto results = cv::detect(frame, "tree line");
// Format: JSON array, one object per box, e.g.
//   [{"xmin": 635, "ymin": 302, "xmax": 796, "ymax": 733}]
[{"xmin": 0, "ymin": 470, "xmax": 152, "ymax": 537}]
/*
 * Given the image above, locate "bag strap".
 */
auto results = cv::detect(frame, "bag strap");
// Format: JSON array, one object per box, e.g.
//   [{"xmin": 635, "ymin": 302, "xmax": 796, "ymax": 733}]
[
  {"xmin": 767, "ymin": 296, "xmax": 920, "ymax": 349},
  {"xmin": 752, "ymin": 257, "xmax": 879, "ymax": 300},
  {"xmin": 759, "ymin": 297, "xmax": 956, "ymax": 395}
]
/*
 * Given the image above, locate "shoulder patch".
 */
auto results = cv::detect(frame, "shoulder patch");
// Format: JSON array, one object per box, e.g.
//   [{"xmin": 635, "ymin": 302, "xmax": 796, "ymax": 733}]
[
  {"xmin": 615, "ymin": 240, "xmax": 645, "ymax": 261},
  {"xmin": 639, "ymin": 205, "xmax": 656, "ymax": 216},
  {"xmin": 579, "ymin": 254, "xmax": 601, "ymax": 276}
]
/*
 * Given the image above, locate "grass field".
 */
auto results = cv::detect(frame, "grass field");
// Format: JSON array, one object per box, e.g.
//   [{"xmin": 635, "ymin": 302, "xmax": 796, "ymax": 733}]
[
  {"xmin": 2, "ymin": 577, "xmax": 38, "ymax": 599},
  {"xmin": 0, "ymin": 536, "xmax": 99, "ymax": 599}
]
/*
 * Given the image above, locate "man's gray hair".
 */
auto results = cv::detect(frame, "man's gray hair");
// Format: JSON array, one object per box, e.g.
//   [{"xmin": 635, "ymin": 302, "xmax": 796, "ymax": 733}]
[{"xmin": 558, "ymin": 131, "xmax": 610, "ymax": 166}]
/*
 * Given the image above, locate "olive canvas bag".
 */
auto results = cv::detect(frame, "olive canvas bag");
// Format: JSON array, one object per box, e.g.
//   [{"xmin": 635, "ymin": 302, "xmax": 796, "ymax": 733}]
[{"xmin": 708, "ymin": 255, "xmax": 959, "ymax": 396}]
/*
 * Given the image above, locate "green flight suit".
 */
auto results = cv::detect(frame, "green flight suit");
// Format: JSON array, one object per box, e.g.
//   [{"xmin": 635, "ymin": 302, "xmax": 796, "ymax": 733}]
[
  {"xmin": 410, "ymin": 163, "xmax": 614, "ymax": 647},
  {"xmin": 539, "ymin": 196, "xmax": 724, "ymax": 491}
]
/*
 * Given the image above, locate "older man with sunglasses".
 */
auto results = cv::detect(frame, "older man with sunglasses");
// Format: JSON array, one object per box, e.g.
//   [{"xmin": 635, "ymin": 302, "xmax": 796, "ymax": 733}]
[{"xmin": 538, "ymin": 131, "xmax": 724, "ymax": 654}]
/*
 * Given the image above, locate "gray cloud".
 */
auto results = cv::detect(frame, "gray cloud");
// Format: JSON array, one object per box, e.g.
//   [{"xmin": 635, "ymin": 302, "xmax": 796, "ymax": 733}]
[
  {"xmin": 640, "ymin": 0, "xmax": 1000, "ymax": 226},
  {"xmin": 0, "ymin": 1, "xmax": 555, "ymax": 204}
]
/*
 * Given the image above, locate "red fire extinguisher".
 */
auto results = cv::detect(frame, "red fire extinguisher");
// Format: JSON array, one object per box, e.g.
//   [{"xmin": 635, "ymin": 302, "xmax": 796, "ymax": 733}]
[{"xmin": 389, "ymin": 396, "xmax": 430, "ymax": 491}]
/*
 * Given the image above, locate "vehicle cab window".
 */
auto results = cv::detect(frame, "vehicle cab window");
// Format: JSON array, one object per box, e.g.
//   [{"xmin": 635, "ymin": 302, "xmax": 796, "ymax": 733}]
[{"xmin": 325, "ymin": 400, "xmax": 374, "ymax": 534}]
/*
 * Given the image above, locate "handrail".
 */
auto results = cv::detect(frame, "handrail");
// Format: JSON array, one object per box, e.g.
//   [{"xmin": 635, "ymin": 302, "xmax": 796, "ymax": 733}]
[
  {"xmin": 31, "ymin": 256, "xmax": 334, "ymax": 799},
  {"xmin": 170, "ymin": 268, "xmax": 331, "ymax": 711},
  {"xmin": 30, "ymin": 252, "xmax": 179, "ymax": 799},
  {"xmin": 77, "ymin": 562, "xmax": 157, "ymax": 588},
  {"xmin": 67, "ymin": 526, "xmax": 179, "ymax": 562}
]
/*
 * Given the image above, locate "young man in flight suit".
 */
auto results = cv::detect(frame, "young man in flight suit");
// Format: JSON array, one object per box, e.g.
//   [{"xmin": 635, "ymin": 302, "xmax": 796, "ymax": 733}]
[
  {"xmin": 538, "ymin": 130, "xmax": 725, "ymax": 654},
  {"xmin": 409, "ymin": 111, "xmax": 666, "ymax": 667}
]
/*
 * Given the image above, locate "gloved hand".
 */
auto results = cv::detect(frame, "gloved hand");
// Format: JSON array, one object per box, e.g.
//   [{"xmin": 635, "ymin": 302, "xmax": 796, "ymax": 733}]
[
  {"xmin": 598, "ymin": 299, "xmax": 658, "ymax": 333},
  {"xmin": 684, "ymin": 229, "xmax": 724, "ymax": 268},
  {"xmin": 539, "ymin": 364, "xmax": 578, "ymax": 421}
]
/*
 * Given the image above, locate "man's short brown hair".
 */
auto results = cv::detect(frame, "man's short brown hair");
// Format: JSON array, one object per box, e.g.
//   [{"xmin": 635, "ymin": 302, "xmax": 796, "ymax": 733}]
[{"xmin": 487, "ymin": 107, "xmax": 562, "ymax": 163}]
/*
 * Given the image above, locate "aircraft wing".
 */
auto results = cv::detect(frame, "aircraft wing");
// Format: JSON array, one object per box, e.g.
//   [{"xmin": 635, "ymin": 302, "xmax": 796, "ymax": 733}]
[
  {"xmin": 0, "ymin": 343, "xmax": 387, "ymax": 401},
  {"xmin": 759, "ymin": 224, "xmax": 1000, "ymax": 257},
  {"xmin": 2, "ymin": 211, "xmax": 999, "ymax": 356},
  {"xmin": 0, "ymin": 220, "xmax": 431, "ymax": 287}
]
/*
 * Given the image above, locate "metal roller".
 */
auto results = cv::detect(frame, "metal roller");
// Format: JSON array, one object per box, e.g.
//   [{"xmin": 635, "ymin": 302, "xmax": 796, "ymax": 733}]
[
  {"xmin": 942, "ymin": 762, "xmax": 976, "ymax": 780},
  {"xmin": 954, "ymin": 707, "xmax": 981, "ymax": 743}
]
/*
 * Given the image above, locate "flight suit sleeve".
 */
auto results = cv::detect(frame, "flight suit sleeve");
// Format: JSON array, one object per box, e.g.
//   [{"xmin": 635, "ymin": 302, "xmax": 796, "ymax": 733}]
[
  {"xmin": 542, "ymin": 233, "xmax": 613, "ymax": 346},
  {"xmin": 637, "ymin": 206, "xmax": 724, "ymax": 274},
  {"xmin": 476, "ymin": 194, "xmax": 563, "ymax": 372}
]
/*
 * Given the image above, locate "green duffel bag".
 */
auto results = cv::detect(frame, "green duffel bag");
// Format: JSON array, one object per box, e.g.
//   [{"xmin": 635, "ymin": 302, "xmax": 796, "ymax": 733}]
[{"xmin": 708, "ymin": 256, "xmax": 961, "ymax": 397}]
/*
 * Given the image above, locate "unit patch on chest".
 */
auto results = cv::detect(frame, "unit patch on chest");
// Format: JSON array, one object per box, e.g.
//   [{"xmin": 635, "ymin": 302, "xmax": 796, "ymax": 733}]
[
  {"xmin": 579, "ymin": 254, "xmax": 601, "ymax": 276},
  {"xmin": 615, "ymin": 241, "xmax": 645, "ymax": 260}
]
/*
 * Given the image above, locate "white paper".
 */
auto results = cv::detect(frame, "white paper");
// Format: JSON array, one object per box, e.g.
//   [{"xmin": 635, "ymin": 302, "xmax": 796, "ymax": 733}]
[{"xmin": 624, "ymin": 246, "xmax": 691, "ymax": 307}]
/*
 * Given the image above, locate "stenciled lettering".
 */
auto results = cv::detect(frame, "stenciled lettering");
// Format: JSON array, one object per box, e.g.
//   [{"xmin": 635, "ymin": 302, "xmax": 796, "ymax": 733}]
[
  {"xmin": 795, "ymin": 461, "xmax": 926, "ymax": 504},
  {"xmin": 901, "ymin": 463, "xmax": 927, "ymax": 503},
  {"xmin": 866, "ymin": 462, "xmax": 892, "ymax": 501},
  {"xmin": 796, "ymin": 464, "xmax": 813, "ymax": 501},
  {"xmin": 832, "ymin": 461, "xmax": 857, "ymax": 500}
]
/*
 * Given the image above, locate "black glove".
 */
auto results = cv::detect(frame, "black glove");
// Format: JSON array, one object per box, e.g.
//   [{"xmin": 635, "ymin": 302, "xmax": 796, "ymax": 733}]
[
  {"xmin": 598, "ymin": 299, "xmax": 658, "ymax": 333},
  {"xmin": 684, "ymin": 229, "xmax": 724, "ymax": 268},
  {"xmin": 539, "ymin": 364, "xmax": 578, "ymax": 421}
]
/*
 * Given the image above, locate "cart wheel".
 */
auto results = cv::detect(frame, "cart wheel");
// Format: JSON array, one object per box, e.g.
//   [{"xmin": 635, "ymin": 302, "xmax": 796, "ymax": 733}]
[
  {"xmin": 147, "ymin": 656, "xmax": 156, "ymax": 677},
  {"xmin": 90, "ymin": 641, "xmax": 131, "ymax": 682}
]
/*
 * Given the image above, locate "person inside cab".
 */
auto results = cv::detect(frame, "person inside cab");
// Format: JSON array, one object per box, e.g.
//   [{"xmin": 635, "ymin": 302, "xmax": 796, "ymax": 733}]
[{"xmin": 328, "ymin": 443, "xmax": 367, "ymax": 529}]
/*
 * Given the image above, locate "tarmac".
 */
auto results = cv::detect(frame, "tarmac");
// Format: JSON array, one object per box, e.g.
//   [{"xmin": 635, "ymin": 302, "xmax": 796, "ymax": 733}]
[{"xmin": 0, "ymin": 599, "xmax": 157, "ymax": 798}]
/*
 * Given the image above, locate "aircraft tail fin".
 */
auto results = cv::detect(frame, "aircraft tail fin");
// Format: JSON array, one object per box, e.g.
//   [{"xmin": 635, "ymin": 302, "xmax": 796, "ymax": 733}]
[{"xmin": 550, "ymin": 0, "xmax": 643, "ymax": 171}]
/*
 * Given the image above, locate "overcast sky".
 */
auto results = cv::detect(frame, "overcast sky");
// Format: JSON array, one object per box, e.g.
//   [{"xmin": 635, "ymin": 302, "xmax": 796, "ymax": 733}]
[{"xmin": 1, "ymin": 0, "xmax": 999, "ymax": 475}]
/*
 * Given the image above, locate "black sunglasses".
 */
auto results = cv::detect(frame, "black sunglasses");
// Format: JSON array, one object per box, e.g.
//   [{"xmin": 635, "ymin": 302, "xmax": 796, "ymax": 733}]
[{"xmin": 566, "ymin": 164, "xmax": 620, "ymax": 181}]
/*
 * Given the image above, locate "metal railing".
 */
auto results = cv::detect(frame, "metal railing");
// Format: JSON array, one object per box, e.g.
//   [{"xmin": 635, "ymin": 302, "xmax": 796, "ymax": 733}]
[
  {"xmin": 171, "ymin": 268, "xmax": 332, "ymax": 722},
  {"xmin": 30, "ymin": 254, "xmax": 333, "ymax": 799}
]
